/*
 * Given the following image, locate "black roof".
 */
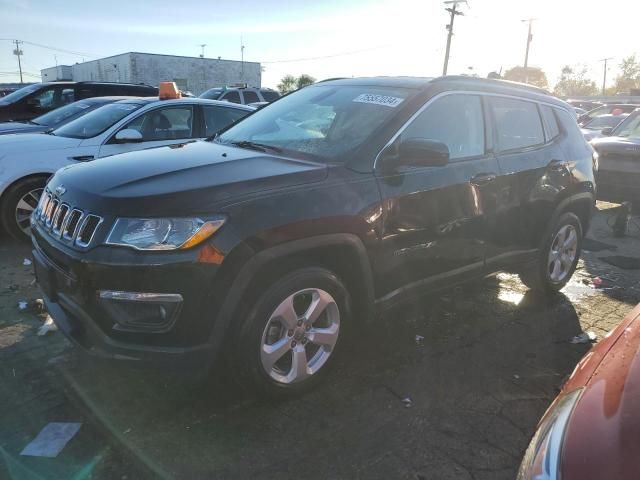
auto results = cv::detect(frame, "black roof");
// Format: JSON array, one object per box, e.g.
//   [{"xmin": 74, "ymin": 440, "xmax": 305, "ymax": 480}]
[{"xmin": 318, "ymin": 75, "xmax": 566, "ymax": 109}]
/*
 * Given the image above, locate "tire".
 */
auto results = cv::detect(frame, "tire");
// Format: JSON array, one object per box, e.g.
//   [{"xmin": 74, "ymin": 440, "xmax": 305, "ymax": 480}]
[
  {"xmin": 519, "ymin": 212, "xmax": 583, "ymax": 293},
  {"xmin": 233, "ymin": 267, "xmax": 352, "ymax": 397},
  {"xmin": 1, "ymin": 177, "xmax": 48, "ymax": 242}
]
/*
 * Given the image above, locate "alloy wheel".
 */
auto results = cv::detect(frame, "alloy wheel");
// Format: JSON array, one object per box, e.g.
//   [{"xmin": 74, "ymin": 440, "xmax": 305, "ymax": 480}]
[
  {"xmin": 548, "ymin": 224, "xmax": 578, "ymax": 283},
  {"xmin": 260, "ymin": 288, "xmax": 340, "ymax": 384},
  {"xmin": 15, "ymin": 188, "xmax": 43, "ymax": 235}
]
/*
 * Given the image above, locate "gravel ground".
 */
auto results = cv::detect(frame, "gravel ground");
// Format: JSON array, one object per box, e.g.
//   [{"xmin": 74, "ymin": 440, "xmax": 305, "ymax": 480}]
[{"xmin": 1, "ymin": 203, "xmax": 640, "ymax": 480}]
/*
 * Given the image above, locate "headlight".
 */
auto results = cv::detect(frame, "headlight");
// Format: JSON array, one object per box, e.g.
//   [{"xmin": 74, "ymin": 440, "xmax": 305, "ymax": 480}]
[
  {"xmin": 517, "ymin": 389, "xmax": 582, "ymax": 480},
  {"xmin": 105, "ymin": 217, "xmax": 225, "ymax": 251}
]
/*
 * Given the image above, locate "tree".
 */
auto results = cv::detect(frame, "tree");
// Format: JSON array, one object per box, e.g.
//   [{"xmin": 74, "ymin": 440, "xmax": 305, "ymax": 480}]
[
  {"xmin": 613, "ymin": 55, "xmax": 640, "ymax": 93},
  {"xmin": 277, "ymin": 74, "xmax": 316, "ymax": 94},
  {"xmin": 553, "ymin": 66, "xmax": 598, "ymax": 97},
  {"xmin": 296, "ymin": 74, "xmax": 316, "ymax": 89},
  {"xmin": 503, "ymin": 66, "xmax": 548, "ymax": 88}
]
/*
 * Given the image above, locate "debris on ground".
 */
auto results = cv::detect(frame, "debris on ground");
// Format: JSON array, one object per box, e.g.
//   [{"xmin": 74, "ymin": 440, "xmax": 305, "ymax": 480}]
[
  {"xmin": 513, "ymin": 374, "xmax": 520, "ymax": 379},
  {"xmin": 592, "ymin": 277, "xmax": 604, "ymax": 287},
  {"xmin": 570, "ymin": 331, "xmax": 597, "ymax": 344},
  {"xmin": 37, "ymin": 316, "xmax": 58, "ymax": 336},
  {"xmin": 415, "ymin": 334, "xmax": 425, "ymax": 346},
  {"xmin": 22, "ymin": 258, "xmax": 32, "ymax": 266},
  {"xmin": 401, "ymin": 397, "xmax": 413, "ymax": 408},
  {"xmin": 17, "ymin": 300, "xmax": 28, "ymax": 310},
  {"xmin": 20, "ymin": 422, "xmax": 82, "ymax": 458}
]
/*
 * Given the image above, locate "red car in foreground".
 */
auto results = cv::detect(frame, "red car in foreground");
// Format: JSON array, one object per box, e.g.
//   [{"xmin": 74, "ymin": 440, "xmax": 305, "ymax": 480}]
[{"xmin": 518, "ymin": 303, "xmax": 640, "ymax": 479}]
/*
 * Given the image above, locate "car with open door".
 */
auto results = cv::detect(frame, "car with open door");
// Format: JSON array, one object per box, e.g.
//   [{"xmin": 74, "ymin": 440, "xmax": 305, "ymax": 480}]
[
  {"xmin": 0, "ymin": 96, "xmax": 253, "ymax": 240},
  {"xmin": 30, "ymin": 76, "xmax": 595, "ymax": 396}
]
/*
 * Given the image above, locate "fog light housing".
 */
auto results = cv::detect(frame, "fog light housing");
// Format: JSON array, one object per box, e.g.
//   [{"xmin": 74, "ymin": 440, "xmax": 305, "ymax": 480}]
[{"xmin": 97, "ymin": 290, "xmax": 183, "ymax": 333}]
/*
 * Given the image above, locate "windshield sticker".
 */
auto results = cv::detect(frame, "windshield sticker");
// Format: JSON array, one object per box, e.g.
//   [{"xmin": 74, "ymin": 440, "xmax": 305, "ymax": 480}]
[
  {"xmin": 353, "ymin": 94, "xmax": 404, "ymax": 108},
  {"xmin": 115, "ymin": 105, "xmax": 138, "ymax": 110}
]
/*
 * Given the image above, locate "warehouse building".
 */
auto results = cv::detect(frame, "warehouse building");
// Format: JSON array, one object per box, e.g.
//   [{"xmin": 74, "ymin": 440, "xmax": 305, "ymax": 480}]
[{"xmin": 41, "ymin": 52, "xmax": 261, "ymax": 95}]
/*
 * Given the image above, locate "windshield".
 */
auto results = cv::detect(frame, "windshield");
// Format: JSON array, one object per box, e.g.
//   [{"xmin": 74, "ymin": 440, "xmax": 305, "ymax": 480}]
[
  {"xmin": 584, "ymin": 115, "xmax": 627, "ymax": 130},
  {"xmin": 52, "ymin": 102, "xmax": 143, "ymax": 139},
  {"xmin": 0, "ymin": 83, "xmax": 41, "ymax": 103},
  {"xmin": 614, "ymin": 112, "xmax": 640, "ymax": 138},
  {"xmin": 200, "ymin": 88, "xmax": 225, "ymax": 100},
  {"xmin": 31, "ymin": 101, "xmax": 99, "ymax": 127},
  {"xmin": 217, "ymin": 85, "xmax": 413, "ymax": 161}
]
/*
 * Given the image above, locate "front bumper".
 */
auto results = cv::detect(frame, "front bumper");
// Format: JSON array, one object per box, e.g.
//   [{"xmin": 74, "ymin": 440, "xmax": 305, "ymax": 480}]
[{"xmin": 31, "ymin": 224, "xmax": 224, "ymax": 370}]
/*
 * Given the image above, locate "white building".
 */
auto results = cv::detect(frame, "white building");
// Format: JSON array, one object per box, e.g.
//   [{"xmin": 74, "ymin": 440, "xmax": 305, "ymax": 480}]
[{"xmin": 41, "ymin": 52, "xmax": 261, "ymax": 95}]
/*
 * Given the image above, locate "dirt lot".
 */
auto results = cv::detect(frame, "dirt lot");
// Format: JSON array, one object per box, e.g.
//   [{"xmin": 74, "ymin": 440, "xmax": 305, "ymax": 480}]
[{"xmin": 2, "ymin": 203, "xmax": 640, "ymax": 480}]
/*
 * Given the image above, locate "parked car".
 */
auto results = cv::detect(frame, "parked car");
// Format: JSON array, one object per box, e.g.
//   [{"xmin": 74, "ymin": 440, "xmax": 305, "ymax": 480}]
[
  {"xmin": 580, "ymin": 113, "xmax": 629, "ymax": 141},
  {"xmin": 200, "ymin": 86, "xmax": 280, "ymax": 104},
  {"xmin": 517, "ymin": 303, "xmax": 640, "ymax": 480},
  {"xmin": 591, "ymin": 108, "xmax": 640, "ymax": 202},
  {"xmin": 578, "ymin": 103, "xmax": 640, "ymax": 126},
  {"xmin": 567, "ymin": 99, "xmax": 602, "ymax": 112},
  {"xmin": 0, "ymin": 88, "xmax": 17, "ymax": 97},
  {"xmin": 0, "ymin": 97, "xmax": 132, "ymax": 136},
  {"xmin": 1, "ymin": 97, "xmax": 253, "ymax": 240},
  {"xmin": 0, "ymin": 82, "xmax": 159, "ymax": 122},
  {"xmin": 31, "ymin": 76, "xmax": 595, "ymax": 396}
]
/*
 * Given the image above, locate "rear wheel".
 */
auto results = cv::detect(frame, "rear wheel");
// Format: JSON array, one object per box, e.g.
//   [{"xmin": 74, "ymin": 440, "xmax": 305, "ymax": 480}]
[
  {"xmin": 233, "ymin": 267, "xmax": 351, "ymax": 397},
  {"xmin": 519, "ymin": 212, "xmax": 582, "ymax": 293},
  {"xmin": 1, "ymin": 177, "xmax": 47, "ymax": 242}
]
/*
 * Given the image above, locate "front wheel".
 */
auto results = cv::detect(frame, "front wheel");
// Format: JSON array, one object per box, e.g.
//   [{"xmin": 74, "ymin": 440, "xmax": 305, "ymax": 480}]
[
  {"xmin": 1, "ymin": 177, "xmax": 48, "ymax": 242},
  {"xmin": 233, "ymin": 267, "xmax": 351, "ymax": 397},
  {"xmin": 519, "ymin": 212, "xmax": 583, "ymax": 293}
]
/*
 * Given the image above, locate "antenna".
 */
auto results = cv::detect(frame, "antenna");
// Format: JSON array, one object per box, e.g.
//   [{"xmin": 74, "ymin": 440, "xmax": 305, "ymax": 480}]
[
  {"xmin": 240, "ymin": 35, "xmax": 245, "ymax": 79},
  {"xmin": 199, "ymin": 44, "xmax": 206, "ymax": 58}
]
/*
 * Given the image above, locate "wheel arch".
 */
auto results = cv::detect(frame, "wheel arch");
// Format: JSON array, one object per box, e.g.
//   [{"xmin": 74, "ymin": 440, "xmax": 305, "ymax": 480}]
[
  {"xmin": 0, "ymin": 172, "xmax": 52, "ymax": 206},
  {"xmin": 207, "ymin": 233, "xmax": 376, "ymax": 358},
  {"xmin": 553, "ymin": 192, "xmax": 595, "ymax": 237}
]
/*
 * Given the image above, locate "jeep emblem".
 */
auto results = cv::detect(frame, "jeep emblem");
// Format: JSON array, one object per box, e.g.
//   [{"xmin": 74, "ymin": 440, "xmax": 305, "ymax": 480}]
[{"xmin": 55, "ymin": 185, "xmax": 66, "ymax": 196}]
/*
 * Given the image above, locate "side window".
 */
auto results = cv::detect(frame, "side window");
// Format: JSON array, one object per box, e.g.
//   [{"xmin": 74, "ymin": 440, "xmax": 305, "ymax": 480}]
[
  {"xmin": 242, "ymin": 91, "xmax": 260, "ymax": 104},
  {"xmin": 402, "ymin": 94, "xmax": 485, "ymax": 160},
  {"xmin": 123, "ymin": 106, "xmax": 194, "ymax": 141},
  {"xmin": 203, "ymin": 106, "xmax": 250, "ymax": 137},
  {"xmin": 491, "ymin": 97, "xmax": 544, "ymax": 151},
  {"xmin": 32, "ymin": 87, "xmax": 58, "ymax": 109},
  {"xmin": 60, "ymin": 88, "xmax": 75, "ymax": 105},
  {"xmin": 261, "ymin": 90, "xmax": 280, "ymax": 102},
  {"xmin": 540, "ymin": 105, "xmax": 560, "ymax": 141},
  {"xmin": 221, "ymin": 91, "xmax": 241, "ymax": 104},
  {"xmin": 75, "ymin": 88, "xmax": 94, "ymax": 99}
]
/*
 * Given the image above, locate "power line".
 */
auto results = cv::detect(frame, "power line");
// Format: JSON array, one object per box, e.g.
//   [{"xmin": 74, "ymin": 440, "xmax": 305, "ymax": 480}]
[{"xmin": 0, "ymin": 38, "xmax": 97, "ymax": 58}]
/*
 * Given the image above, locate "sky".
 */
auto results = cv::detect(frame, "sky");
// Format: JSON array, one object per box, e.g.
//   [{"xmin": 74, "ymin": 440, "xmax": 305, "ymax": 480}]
[{"xmin": 1, "ymin": 0, "xmax": 639, "ymax": 90}]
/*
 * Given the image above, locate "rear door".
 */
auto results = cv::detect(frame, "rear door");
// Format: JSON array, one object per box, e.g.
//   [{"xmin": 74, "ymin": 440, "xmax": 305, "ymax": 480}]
[
  {"xmin": 375, "ymin": 92, "xmax": 501, "ymax": 299},
  {"xmin": 485, "ymin": 97, "xmax": 567, "ymax": 270},
  {"xmin": 98, "ymin": 104, "xmax": 197, "ymax": 158}
]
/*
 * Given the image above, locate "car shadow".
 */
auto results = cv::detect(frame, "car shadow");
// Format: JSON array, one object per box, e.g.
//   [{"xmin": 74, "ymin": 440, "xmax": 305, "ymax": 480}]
[{"xmin": 20, "ymin": 275, "xmax": 591, "ymax": 479}]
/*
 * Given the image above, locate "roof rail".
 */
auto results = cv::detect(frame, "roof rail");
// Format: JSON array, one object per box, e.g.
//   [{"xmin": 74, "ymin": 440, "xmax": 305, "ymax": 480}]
[{"xmin": 433, "ymin": 75, "xmax": 551, "ymax": 95}]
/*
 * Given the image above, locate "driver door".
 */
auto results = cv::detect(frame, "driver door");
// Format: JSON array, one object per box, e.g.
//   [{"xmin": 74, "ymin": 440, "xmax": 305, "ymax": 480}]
[{"xmin": 98, "ymin": 105, "xmax": 198, "ymax": 158}]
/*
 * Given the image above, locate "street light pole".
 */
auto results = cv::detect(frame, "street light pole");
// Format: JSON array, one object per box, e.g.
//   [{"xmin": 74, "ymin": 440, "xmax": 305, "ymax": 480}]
[
  {"xmin": 442, "ymin": 0, "xmax": 466, "ymax": 76},
  {"xmin": 600, "ymin": 57, "xmax": 613, "ymax": 96}
]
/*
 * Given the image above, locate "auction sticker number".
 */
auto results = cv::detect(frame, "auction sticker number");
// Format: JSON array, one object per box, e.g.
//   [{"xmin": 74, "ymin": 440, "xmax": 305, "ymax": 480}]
[{"xmin": 353, "ymin": 93, "xmax": 404, "ymax": 108}]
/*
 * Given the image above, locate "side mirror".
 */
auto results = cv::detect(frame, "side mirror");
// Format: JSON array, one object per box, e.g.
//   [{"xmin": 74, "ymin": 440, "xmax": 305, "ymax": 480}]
[
  {"xmin": 397, "ymin": 138, "xmax": 450, "ymax": 167},
  {"xmin": 601, "ymin": 127, "xmax": 614, "ymax": 136},
  {"xmin": 114, "ymin": 129, "xmax": 143, "ymax": 143}
]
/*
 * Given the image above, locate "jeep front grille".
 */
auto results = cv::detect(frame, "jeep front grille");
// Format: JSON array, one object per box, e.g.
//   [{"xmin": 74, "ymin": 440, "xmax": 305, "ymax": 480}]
[{"xmin": 33, "ymin": 189, "xmax": 104, "ymax": 248}]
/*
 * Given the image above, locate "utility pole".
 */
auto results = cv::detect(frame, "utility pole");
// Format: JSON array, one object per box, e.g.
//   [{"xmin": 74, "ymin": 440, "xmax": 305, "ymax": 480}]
[
  {"xmin": 442, "ymin": 0, "xmax": 466, "ymax": 76},
  {"xmin": 600, "ymin": 57, "xmax": 613, "ymax": 95},
  {"xmin": 522, "ymin": 18, "xmax": 535, "ymax": 84},
  {"xmin": 240, "ymin": 36, "xmax": 245, "ymax": 80},
  {"xmin": 13, "ymin": 40, "xmax": 24, "ymax": 84},
  {"xmin": 199, "ymin": 44, "xmax": 206, "ymax": 58}
]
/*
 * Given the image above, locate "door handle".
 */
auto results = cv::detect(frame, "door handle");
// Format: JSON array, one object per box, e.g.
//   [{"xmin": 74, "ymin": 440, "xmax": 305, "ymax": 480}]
[
  {"xmin": 548, "ymin": 160, "xmax": 567, "ymax": 172},
  {"xmin": 470, "ymin": 173, "xmax": 497, "ymax": 186},
  {"xmin": 69, "ymin": 155, "xmax": 95, "ymax": 162}
]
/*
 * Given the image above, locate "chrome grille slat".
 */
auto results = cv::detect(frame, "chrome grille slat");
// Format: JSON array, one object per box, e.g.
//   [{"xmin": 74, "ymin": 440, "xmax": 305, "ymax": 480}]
[{"xmin": 35, "ymin": 189, "xmax": 103, "ymax": 248}]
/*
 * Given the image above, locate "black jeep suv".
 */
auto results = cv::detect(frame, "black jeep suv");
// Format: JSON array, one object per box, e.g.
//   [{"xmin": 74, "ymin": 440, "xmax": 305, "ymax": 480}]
[{"xmin": 31, "ymin": 77, "xmax": 596, "ymax": 395}]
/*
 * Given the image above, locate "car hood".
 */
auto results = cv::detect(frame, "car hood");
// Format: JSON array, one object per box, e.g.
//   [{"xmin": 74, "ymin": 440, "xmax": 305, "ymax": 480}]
[
  {"xmin": 591, "ymin": 136, "xmax": 640, "ymax": 157},
  {"xmin": 49, "ymin": 140, "xmax": 329, "ymax": 216},
  {"xmin": 0, "ymin": 122, "xmax": 48, "ymax": 135},
  {"xmin": 0, "ymin": 133, "xmax": 82, "ymax": 155},
  {"xmin": 560, "ymin": 304, "xmax": 640, "ymax": 479}
]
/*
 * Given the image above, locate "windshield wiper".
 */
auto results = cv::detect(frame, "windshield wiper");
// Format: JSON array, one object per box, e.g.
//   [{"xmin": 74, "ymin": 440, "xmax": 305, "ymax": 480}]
[
  {"xmin": 44, "ymin": 128, "xmax": 56, "ymax": 135},
  {"xmin": 230, "ymin": 140, "xmax": 283, "ymax": 154}
]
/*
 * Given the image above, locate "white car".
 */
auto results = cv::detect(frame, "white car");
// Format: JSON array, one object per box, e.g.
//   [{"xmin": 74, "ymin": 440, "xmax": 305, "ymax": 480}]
[{"xmin": 0, "ymin": 97, "xmax": 253, "ymax": 240}]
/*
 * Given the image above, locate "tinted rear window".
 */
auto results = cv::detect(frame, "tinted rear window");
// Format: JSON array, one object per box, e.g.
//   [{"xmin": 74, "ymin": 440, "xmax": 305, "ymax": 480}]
[
  {"xmin": 243, "ymin": 91, "xmax": 260, "ymax": 103},
  {"xmin": 261, "ymin": 90, "xmax": 280, "ymax": 102},
  {"xmin": 491, "ymin": 97, "xmax": 544, "ymax": 151}
]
